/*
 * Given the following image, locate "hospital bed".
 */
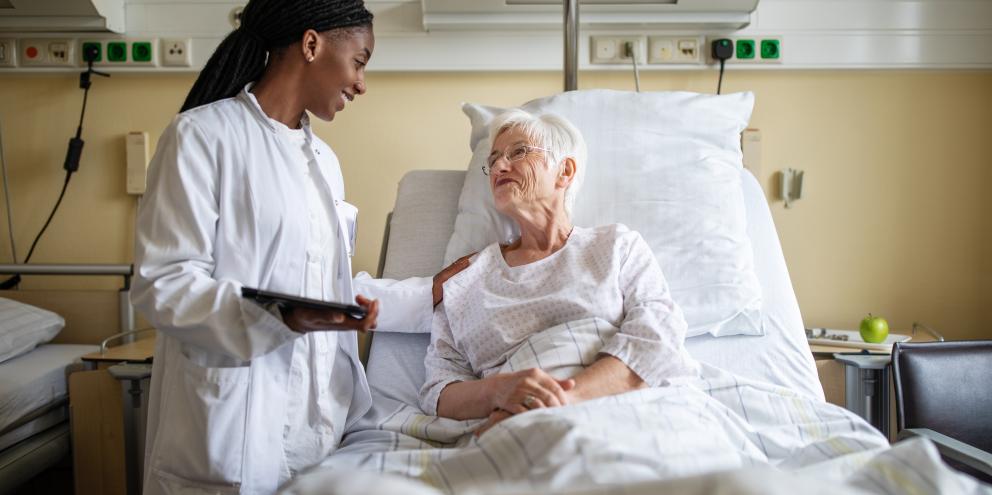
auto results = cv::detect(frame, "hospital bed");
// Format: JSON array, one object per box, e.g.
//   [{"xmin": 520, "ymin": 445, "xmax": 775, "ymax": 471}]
[
  {"xmin": 286, "ymin": 86, "xmax": 988, "ymax": 494},
  {"xmin": 0, "ymin": 264, "xmax": 134, "ymax": 493}
]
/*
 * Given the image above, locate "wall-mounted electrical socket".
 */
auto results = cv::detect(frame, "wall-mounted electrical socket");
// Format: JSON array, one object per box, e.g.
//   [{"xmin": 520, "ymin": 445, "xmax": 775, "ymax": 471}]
[
  {"xmin": 648, "ymin": 36, "xmax": 705, "ymax": 64},
  {"xmin": 590, "ymin": 36, "xmax": 646, "ymax": 65},
  {"xmin": 160, "ymin": 38, "xmax": 191, "ymax": 67},
  {"xmin": 20, "ymin": 39, "xmax": 77, "ymax": 67},
  {"xmin": 0, "ymin": 39, "xmax": 16, "ymax": 67},
  {"xmin": 707, "ymin": 36, "xmax": 782, "ymax": 64},
  {"xmin": 79, "ymin": 39, "xmax": 157, "ymax": 66}
]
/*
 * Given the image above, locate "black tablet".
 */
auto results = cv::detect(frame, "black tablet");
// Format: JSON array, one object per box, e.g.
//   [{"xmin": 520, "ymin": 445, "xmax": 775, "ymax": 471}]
[{"xmin": 242, "ymin": 287, "xmax": 367, "ymax": 320}]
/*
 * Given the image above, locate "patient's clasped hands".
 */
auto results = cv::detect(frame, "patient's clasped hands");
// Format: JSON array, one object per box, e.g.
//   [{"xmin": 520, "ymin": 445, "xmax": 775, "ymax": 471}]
[{"xmin": 476, "ymin": 368, "xmax": 576, "ymax": 436}]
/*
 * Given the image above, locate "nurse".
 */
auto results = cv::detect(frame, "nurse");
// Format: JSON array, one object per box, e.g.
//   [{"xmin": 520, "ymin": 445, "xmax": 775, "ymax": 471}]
[{"xmin": 132, "ymin": 0, "xmax": 461, "ymax": 493}]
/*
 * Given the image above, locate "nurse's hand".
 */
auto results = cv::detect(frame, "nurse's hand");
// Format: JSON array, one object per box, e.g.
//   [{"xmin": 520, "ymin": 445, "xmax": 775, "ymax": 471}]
[
  {"xmin": 282, "ymin": 295, "xmax": 379, "ymax": 333},
  {"xmin": 433, "ymin": 253, "xmax": 474, "ymax": 308}
]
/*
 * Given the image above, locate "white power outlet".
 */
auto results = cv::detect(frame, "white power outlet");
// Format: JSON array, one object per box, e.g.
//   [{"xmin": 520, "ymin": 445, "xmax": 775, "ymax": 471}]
[
  {"xmin": 0, "ymin": 39, "xmax": 15, "ymax": 67},
  {"xmin": 649, "ymin": 36, "xmax": 704, "ymax": 64},
  {"xmin": 590, "ymin": 36, "xmax": 646, "ymax": 65},
  {"xmin": 160, "ymin": 38, "xmax": 191, "ymax": 67}
]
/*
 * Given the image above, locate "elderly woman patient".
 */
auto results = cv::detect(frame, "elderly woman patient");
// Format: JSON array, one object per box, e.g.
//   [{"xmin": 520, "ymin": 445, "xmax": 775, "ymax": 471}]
[{"xmin": 420, "ymin": 109, "xmax": 699, "ymax": 432}]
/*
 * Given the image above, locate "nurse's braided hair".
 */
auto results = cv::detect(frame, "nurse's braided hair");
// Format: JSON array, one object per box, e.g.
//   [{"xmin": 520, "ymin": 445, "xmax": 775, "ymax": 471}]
[{"xmin": 180, "ymin": 0, "xmax": 373, "ymax": 112}]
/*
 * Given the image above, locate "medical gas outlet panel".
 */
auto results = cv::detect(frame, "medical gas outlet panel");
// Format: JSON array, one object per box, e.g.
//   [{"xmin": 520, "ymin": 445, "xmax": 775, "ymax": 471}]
[
  {"xmin": 590, "ymin": 35, "xmax": 782, "ymax": 66},
  {"xmin": 0, "ymin": 37, "xmax": 192, "ymax": 69}
]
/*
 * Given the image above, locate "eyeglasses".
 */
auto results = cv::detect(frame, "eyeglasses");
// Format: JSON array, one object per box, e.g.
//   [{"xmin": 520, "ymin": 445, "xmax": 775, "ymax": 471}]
[{"xmin": 483, "ymin": 144, "xmax": 556, "ymax": 176}]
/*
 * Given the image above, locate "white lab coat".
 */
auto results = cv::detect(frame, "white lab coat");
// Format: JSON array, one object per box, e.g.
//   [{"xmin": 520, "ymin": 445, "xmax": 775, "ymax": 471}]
[{"xmin": 133, "ymin": 87, "xmax": 431, "ymax": 494}]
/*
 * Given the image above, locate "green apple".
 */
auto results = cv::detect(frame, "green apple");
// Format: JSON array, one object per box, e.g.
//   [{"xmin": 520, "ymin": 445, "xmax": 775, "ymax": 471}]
[{"xmin": 859, "ymin": 314, "xmax": 889, "ymax": 343}]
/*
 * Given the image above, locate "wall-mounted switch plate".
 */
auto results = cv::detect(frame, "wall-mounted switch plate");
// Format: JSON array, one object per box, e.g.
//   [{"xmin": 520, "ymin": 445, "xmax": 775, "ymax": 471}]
[
  {"xmin": 648, "ymin": 36, "xmax": 705, "ymax": 64},
  {"xmin": 590, "ymin": 36, "xmax": 646, "ymax": 65},
  {"xmin": 21, "ymin": 38, "xmax": 77, "ymax": 67},
  {"xmin": 0, "ymin": 39, "xmax": 16, "ymax": 67}
]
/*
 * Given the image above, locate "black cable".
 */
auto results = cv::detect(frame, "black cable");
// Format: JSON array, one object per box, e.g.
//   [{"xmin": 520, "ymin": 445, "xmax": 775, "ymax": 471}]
[
  {"xmin": 717, "ymin": 58, "xmax": 726, "ymax": 95},
  {"xmin": 0, "ymin": 57, "xmax": 103, "ymax": 290},
  {"xmin": 711, "ymin": 39, "xmax": 733, "ymax": 95},
  {"xmin": 0, "ymin": 172, "xmax": 71, "ymax": 290},
  {"xmin": 22, "ymin": 172, "xmax": 71, "ymax": 264}
]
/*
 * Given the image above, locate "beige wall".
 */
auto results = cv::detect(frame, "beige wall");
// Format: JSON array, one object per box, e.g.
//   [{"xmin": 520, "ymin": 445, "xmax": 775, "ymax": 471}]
[{"xmin": 0, "ymin": 70, "xmax": 989, "ymax": 340}]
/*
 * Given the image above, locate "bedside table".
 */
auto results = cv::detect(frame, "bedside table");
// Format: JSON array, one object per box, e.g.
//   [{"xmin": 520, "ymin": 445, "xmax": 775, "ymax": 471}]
[
  {"xmin": 71, "ymin": 333, "xmax": 156, "ymax": 495},
  {"xmin": 810, "ymin": 323, "xmax": 945, "ymax": 442}
]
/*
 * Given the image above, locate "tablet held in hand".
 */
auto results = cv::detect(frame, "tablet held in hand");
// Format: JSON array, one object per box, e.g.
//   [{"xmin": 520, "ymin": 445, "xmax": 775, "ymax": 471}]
[{"xmin": 242, "ymin": 287, "xmax": 367, "ymax": 320}]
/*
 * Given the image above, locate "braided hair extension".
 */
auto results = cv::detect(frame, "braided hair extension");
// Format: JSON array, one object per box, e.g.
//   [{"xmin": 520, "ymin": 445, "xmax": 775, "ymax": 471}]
[{"xmin": 180, "ymin": 0, "xmax": 373, "ymax": 113}]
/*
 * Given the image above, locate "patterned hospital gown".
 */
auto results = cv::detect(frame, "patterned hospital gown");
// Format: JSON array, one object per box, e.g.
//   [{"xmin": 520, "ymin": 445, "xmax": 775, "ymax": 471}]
[{"xmin": 420, "ymin": 224, "xmax": 700, "ymax": 415}]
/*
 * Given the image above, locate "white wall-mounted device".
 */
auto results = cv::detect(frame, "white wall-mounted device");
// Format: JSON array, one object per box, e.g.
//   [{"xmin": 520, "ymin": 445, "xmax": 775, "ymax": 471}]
[
  {"xmin": 779, "ymin": 168, "xmax": 804, "ymax": 208},
  {"xmin": 125, "ymin": 131, "xmax": 148, "ymax": 195}
]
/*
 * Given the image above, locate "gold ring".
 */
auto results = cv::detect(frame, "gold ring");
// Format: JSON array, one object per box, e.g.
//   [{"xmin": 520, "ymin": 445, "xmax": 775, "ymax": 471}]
[{"xmin": 523, "ymin": 395, "xmax": 536, "ymax": 408}]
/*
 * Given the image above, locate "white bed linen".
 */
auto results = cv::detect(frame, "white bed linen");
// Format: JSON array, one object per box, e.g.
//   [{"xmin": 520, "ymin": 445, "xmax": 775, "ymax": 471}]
[
  {"xmin": 0, "ymin": 344, "xmax": 96, "ymax": 433},
  {"xmin": 287, "ymin": 320, "xmax": 988, "ymax": 495},
  {"xmin": 683, "ymin": 168, "xmax": 820, "ymax": 400}
]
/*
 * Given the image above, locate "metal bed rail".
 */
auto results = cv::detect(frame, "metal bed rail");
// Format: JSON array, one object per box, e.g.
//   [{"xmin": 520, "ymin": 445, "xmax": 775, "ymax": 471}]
[{"xmin": 0, "ymin": 263, "xmax": 136, "ymax": 342}]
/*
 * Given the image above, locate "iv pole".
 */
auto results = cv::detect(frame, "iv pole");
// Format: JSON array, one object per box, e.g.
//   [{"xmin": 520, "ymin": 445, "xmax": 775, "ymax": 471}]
[{"xmin": 564, "ymin": 0, "xmax": 578, "ymax": 91}]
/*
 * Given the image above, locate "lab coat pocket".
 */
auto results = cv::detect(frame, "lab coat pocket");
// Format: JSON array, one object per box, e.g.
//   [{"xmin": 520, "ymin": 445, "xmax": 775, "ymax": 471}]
[
  {"xmin": 334, "ymin": 200, "xmax": 358, "ymax": 257},
  {"xmin": 151, "ymin": 351, "xmax": 251, "ymax": 488},
  {"xmin": 150, "ymin": 467, "xmax": 241, "ymax": 494}
]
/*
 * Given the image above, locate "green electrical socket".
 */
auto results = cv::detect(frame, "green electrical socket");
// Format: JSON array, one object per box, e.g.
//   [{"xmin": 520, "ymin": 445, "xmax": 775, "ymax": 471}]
[
  {"xmin": 760, "ymin": 39, "xmax": 780, "ymax": 59},
  {"xmin": 107, "ymin": 41, "xmax": 127, "ymax": 62},
  {"xmin": 132, "ymin": 41, "xmax": 152, "ymax": 62},
  {"xmin": 81, "ymin": 42, "xmax": 102, "ymax": 63},
  {"xmin": 736, "ymin": 39, "xmax": 755, "ymax": 59}
]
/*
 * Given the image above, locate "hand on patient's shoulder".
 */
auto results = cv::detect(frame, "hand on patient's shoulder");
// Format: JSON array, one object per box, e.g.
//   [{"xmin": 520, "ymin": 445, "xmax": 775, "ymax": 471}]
[
  {"xmin": 433, "ymin": 253, "xmax": 474, "ymax": 307},
  {"xmin": 282, "ymin": 295, "xmax": 379, "ymax": 333}
]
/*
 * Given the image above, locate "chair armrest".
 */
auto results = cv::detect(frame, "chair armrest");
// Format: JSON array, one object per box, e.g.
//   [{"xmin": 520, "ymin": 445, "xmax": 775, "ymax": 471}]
[{"xmin": 899, "ymin": 428, "xmax": 992, "ymax": 477}]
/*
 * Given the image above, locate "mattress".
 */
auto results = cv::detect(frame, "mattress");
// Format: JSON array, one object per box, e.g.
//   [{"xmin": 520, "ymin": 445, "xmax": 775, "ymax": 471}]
[{"xmin": 0, "ymin": 344, "xmax": 97, "ymax": 441}]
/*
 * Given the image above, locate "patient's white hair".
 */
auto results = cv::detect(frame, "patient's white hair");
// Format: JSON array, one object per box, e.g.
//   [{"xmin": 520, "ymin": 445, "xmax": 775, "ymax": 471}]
[{"xmin": 488, "ymin": 109, "xmax": 587, "ymax": 217}]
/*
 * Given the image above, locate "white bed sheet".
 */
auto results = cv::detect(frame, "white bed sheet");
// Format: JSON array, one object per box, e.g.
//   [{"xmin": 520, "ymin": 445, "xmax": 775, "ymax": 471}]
[
  {"xmin": 363, "ymin": 168, "xmax": 822, "ymax": 419},
  {"xmin": 683, "ymin": 169, "xmax": 820, "ymax": 399},
  {"xmin": 0, "ymin": 344, "xmax": 96, "ymax": 433}
]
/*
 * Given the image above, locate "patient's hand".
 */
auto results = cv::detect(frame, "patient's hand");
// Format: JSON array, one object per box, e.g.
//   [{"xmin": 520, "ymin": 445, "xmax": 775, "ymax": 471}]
[
  {"xmin": 282, "ymin": 295, "xmax": 379, "ymax": 333},
  {"xmin": 475, "ymin": 409, "xmax": 513, "ymax": 437},
  {"xmin": 433, "ymin": 254, "xmax": 473, "ymax": 307},
  {"xmin": 489, "ymin": 368, "xmax": 576, "ymax": 415}
]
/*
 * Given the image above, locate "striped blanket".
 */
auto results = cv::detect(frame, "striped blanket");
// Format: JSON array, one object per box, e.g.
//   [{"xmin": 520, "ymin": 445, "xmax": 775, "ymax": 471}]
[{"xmin": 282, "ymin": 319, "xmax": 990, "ymax": 495}]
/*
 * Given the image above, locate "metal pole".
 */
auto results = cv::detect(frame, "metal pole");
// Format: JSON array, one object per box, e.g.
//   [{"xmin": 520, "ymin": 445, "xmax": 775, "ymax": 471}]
[
  {"xmin": 564, "ymin": 0, "xmax": 578, "ymax": 91},
  {"xmin": 0, "ymin": 263, "xmax": 132, "ymax": 276}
]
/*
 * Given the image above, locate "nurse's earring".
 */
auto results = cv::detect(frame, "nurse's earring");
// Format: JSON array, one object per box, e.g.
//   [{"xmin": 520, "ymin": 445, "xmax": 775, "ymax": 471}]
[{"xmin": 306, "ymin": 55, "xmax": 314, "ymax": 63}]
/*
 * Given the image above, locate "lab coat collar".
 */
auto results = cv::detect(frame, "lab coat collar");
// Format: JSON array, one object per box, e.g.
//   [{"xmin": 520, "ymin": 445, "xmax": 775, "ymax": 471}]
[{"xmin": 238, "ymin": 83, "xmax": 315, "ymax": 143}]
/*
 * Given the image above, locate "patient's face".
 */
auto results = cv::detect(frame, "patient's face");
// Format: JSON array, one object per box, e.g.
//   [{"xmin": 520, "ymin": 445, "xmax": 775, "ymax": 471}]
[{"xmin": 489, "ymin": 128, "xmax": 560, "ymax": 217}]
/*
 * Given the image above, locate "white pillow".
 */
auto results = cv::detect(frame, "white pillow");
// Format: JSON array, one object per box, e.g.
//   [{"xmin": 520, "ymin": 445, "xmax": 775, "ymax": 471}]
[
  {"xmin": 443, "ymin": 90, "xmax": 764, "ymax": 338},
  {"xmin": 0, "ymin": 297, "xmax": 65, "ymax": 364}
]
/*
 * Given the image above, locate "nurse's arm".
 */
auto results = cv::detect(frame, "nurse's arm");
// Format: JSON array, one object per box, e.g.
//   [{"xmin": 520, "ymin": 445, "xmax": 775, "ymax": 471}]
[{"xmin": 351, "ymin": 254, "xmax": 471, "ymax": 333}]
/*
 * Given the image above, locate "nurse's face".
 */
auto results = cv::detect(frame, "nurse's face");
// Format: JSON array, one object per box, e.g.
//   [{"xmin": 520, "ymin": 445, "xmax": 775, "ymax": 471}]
[{"xmin": 302, "ymin": 26, "xmax": 374, "ymax": 122}]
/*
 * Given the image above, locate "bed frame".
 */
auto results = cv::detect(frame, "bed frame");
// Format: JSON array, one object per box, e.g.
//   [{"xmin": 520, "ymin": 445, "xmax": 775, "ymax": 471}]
[{"xmin": 0, "ymin": 264, "xmax": 135, "ymax": 493}]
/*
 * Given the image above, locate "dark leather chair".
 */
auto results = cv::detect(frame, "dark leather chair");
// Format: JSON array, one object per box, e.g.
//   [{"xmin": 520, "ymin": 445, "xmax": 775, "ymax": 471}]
[{"xmin": 893, "ymin": 341, "xmax": 992, "ymax": 483}]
